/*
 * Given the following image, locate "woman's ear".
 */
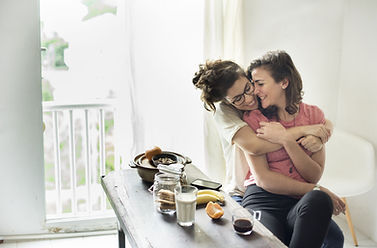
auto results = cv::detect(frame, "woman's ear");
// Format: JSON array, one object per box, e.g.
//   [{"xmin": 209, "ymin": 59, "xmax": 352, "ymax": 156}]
[{"xmin": 281, "ymin": 78, "xmax": 289, "ymax": 89}]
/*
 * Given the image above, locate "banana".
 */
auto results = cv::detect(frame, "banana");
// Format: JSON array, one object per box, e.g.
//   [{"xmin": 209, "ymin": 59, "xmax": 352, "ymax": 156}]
[
  {"xmin": 196, "ymin": 193, "xmax": 220, "ymax": 205},
  {"xmin": 197, "ymin": 189, "xmax": 225, "ymax": 203}
]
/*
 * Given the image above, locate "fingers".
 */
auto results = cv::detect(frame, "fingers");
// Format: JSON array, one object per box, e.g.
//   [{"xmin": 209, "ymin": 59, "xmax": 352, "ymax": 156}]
[
  {"xmin": 321, "ymin": 126, "xmax": 331, "ymax": 143},
  {"xmin": 318, "ymin": 127, "xmax": 327, "ymax": 143},
  {"xmin": 306, "ymin": 143, "xmax": 322, "ymax": 153},
  {"xmin": 339, "ymin": 199, "xmax": 346, "ymax": 214},
  {"xmin": 298, "ymin": 136, "xmax": 323, "ymax": 153},
  {"xmin": 259, "ymin": 121, "xmax": 268, "ymax": 127},
  {"xmin": 326, "ymin": 127, "xmax": 333, "ymax": 137},
  {"xmin": 312, "ymin": 126, "xmax": 329, "ymax": 143},
  {"xmin": 332, "ymin": 198, "xmax": 346, "ymax": 216},
  {"xmin": 333, "ymin": 206, "xmax": 345, "ymax": 216}
]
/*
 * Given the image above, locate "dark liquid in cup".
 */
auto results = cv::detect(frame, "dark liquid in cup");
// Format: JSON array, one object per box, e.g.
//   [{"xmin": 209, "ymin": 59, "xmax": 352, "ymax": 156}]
[{"xmin": 233, "ymin": 218, "xmax": 253, "ymax": 233}]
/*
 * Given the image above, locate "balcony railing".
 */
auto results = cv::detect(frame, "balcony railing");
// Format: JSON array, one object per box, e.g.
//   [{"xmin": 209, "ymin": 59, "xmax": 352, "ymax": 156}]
[{"xmin": 42, "ymin": 101, "xmax": 120, "ymax": 220}]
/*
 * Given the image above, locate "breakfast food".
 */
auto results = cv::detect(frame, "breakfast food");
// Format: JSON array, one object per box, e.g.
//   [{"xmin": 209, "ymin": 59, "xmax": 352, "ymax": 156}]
[
  {"xmin": 196, "ymin": 189, "xmax": 225, "ymax": 205},
  {"xmin": 205, "ymin": 201, "xmax": 224, "ymax": 219},
  {"xmin": 198, "ymin": 189, "xmax": 225, "ymax": 203},
  {"xmin": 157, "ymin": 189, "xmax": 176, "ymax": 210},
  {"xmin": 145, "ymin": 146, "xmax": 162, "ymax": 161},
  {"xmin": 154, "ymin": 157, "xmax": 175, "ymax": 165},
  {"xmin": 196, "ymin": 193, "xmax": 220, "ymax": 205}
]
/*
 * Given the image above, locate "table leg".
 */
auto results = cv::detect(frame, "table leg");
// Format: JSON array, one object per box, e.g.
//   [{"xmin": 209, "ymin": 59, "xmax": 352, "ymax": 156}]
[{"xmin": 117, "ymin": 222, "xmax": 125, "ymax": 248}]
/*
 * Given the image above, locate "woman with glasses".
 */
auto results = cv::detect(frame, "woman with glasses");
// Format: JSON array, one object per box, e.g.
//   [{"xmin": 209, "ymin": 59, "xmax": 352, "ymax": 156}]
[{"xmin": 192, "ymin": 56, "xmax": 344, "ymax": 247}]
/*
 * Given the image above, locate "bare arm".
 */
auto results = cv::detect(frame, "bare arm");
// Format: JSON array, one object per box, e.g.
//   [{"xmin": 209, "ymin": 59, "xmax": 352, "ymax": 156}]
[
  {"xmin": 246, "ymin": 153, "xmax": 345, "ymax": 215},
  {"xmin": 280, "ymin": 119, "xmax": 333, "ymax": 152},
  {"xmin": 256, "ymin": 122, "xmax": 325, "ymax": 183},
  {"xmin": 298, "ymin": 119, "xmax": 333, "ymax": 145},
  {"xmin": 247, "ymin": 154, "xmax": 317, "ymax": 195},
  {"xmin": 283, "ymin": 138, "xmax": 325, "ymax": 183},
  {"xmin": 232, "ymin": 125, "xmax": 280, "ymax": 155},
  {"xmin": 233, "ymin": 122, "xmax": 327, "ymax": 156},
  {"xmin": 216, "ymin": 103, "xmax": 329, "ymax": 156},
  {"xmin": 324, "ymin": 119, "xmax": 334, "ymax": 139}
]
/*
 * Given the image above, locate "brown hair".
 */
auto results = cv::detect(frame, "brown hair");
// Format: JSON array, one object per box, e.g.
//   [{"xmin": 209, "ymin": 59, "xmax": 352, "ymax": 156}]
[
  {"xmin": 192, "ymin": 60, "xmax": 246, "ymax": 111},
  {"xmin": 247, "ymin": 50, "xmax": 303, "ymax": 118}
]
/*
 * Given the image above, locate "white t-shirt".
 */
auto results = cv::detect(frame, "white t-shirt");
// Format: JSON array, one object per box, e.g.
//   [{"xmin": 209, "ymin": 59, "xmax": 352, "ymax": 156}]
[{"xmin": 212, "ymin": 102, "xmax": 250, "ymax": 197}]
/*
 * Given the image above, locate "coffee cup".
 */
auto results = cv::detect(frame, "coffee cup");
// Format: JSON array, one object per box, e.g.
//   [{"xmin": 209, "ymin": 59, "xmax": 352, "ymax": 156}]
[{"xmin": 232, "ymin": 208, "xmax": 261, "ymax": 235}]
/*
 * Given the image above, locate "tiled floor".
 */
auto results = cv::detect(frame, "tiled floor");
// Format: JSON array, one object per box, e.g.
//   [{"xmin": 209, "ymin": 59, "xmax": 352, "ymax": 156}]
[{"xmin": 2, "ymin": 217, "xmax": 377, "ymax": 247}]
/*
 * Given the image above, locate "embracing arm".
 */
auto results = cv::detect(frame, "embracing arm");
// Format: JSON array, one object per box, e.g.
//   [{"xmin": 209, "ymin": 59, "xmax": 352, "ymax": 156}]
[
  {"xmin": 233, "ymin": 121, "xmax": 330, "ymax": 156},
  {"xmin": 246, "ymin": 153, "xmax": 345, "ymax": 215},
  {"xmin": 283, "ymin": 137, "xmax": 325, "ymax": 183},
  {"xmin": 233, "ymin": 125, "xmax": 280, "ymax": 155},
  {"xmin": 247, "ymin": 154, "xmax": 317, "ymax": 195},
  {"xmin": 297, "ymin": 119, "xmax": 333, "ymax": 149},
  {"xmin": 256, "ymin": 122, "xmax": 325, "ymax": 183}
]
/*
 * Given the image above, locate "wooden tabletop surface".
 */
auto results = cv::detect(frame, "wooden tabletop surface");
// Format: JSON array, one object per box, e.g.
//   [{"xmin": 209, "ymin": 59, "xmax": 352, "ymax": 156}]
[{"xmin": 101, "ymin": 164, "xmax": 286, "ymax": 248}]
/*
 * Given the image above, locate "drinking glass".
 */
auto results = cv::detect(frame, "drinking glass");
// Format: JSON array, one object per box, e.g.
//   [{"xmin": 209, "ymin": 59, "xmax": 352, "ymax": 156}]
[
  {"xmin": 174, "ymin": 185, "xmax": 198, "ymax": 226},
  {"xmin": 232, "ymin": 208, "xmax": 257, "ymax": 235},
  {"xmin": 153, "ymin": 172, "xmax": 180, "ymax": 214}
]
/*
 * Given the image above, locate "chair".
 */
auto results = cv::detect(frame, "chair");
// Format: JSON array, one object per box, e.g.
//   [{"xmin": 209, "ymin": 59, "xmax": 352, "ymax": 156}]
[{"xmin": 319, "ymin": 128, "xmax": 375, "ymax": 246}]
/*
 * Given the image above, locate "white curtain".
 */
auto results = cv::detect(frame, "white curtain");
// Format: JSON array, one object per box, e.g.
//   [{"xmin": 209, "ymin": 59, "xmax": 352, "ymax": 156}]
[
  {"xmin": 118, "ymin": 0, "xmax": 244, "ymax": 177},
  {"xmin": 202, "ymin": 0, "xmax": 245, "ymax": 182},
  {"xmin": 119, "ymin": 0, "xmax": 206, "ymax": 170},
  {"xmin": 204, "ymin": 0, "xmax": 244, "ymax": 64}
]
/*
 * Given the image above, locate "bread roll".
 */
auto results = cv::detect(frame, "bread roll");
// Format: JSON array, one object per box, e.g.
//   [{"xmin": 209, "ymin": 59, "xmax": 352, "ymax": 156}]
[{"xmin": 145, "ymin": 146, "xmax": 162, "ymax": 161}]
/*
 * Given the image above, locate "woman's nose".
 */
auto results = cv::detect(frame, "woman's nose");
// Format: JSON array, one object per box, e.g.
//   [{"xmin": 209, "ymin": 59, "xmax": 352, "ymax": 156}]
[{"xmin": 244, "ymin": 93, "xmax": 255, "ymax": 103}]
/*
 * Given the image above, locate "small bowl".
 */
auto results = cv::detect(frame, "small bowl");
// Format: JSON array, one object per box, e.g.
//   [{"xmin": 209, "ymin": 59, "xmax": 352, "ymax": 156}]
[{"xmin": 152, "ymin": 153, "xmax": 178, "ymax": 166}]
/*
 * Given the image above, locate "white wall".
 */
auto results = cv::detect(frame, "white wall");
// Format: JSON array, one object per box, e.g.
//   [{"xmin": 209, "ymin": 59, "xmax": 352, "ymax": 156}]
[
  {"xmin": 242, "ymin": 0, "xmax": 377, "ymax": 242},
  {"xmin": 0, "ymin": 0, "xmax": 46, "ymax": 235},
  {"xmin": 243, "ymin": 0, "xmax": 344, "ymax": 121},
  {"xmin": 336, "ymin": 0, "xmax": 377, "ymax": 241}
]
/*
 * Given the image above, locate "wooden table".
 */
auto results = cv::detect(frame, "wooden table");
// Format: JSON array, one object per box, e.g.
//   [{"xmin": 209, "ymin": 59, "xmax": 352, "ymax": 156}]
[{"xmin": 101, "ymin": 164, "xmax": 286, "ymax": 248}]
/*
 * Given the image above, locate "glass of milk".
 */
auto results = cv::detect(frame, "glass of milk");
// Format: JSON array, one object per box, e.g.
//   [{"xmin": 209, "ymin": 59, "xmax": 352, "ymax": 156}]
[{"xmin": 174, "ymin": 185, "xmax": 198, "ymax": 226}]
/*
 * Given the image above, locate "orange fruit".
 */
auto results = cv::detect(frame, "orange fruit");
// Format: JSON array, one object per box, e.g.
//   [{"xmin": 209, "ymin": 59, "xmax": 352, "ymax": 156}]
[{"xmin": 205, "ymin": 201, "xmax": 224, "ymax": 219}]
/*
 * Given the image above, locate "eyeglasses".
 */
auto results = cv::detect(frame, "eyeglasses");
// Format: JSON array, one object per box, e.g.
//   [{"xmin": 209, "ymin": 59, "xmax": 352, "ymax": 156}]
[{"xmin": 228, "ymin": 81, "xmax": 254, "ymax": 106}]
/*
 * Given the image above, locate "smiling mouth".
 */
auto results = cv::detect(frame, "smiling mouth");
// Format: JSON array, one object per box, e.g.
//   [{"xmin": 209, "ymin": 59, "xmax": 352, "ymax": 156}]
[
  {"xmin": 258, "ymin": 96, "xmax": 266, "ymax": 104},
  {"xmin": 246, "ymin": 98, "xmax": 257, "ymax": 108}
]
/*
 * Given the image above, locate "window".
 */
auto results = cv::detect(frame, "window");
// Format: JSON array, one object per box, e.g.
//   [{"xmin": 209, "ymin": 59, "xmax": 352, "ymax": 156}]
[{"xmin": 40, "ymin": 0, "xmax": 122, "ymax": 219}]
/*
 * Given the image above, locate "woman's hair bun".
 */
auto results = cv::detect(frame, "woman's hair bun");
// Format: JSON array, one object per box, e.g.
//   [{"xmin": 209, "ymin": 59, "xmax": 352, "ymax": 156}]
[{"xmin": 192, "ymin": 60, "xmax": 245, "ymax": 111}]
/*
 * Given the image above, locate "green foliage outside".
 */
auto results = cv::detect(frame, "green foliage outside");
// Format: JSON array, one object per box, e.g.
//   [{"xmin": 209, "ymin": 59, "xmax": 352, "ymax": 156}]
[
  {"xmin": 42, "ymin": 0, "xmax": 118, "ymax": 215},
  {"xmin": 60, "ymin": 141, "xmax": 66, "ymax": 150},
  {"xmin": 81, "ymin": 0, "xmax": 117, "ymax": 21},
  {"xmin": 77, "ymin": 167, "xmax": 86, "ymax": 185},
  {"xmin": 95, "ymin": 119, "xmax": 114, "ymax": 132},
  {"xmin": 42, "ymin": 79, "xmax": 54, "ymax": 101},
  {"xmin": 41, "ymin": 35, "xmax": 69, "ymax": 69},
  {"xmin": 106, "ymin": 155, "xmax": 115, "ymax": 173},
  {"xmin": 44, "ymin": 163, "xmax": 55, "ymax": 190}
]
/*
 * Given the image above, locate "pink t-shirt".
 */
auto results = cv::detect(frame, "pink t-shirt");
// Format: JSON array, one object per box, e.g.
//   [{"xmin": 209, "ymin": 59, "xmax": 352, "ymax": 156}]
[{"xmin": 243, "ymin": 102, "xmax": 325, "ymax": 187}]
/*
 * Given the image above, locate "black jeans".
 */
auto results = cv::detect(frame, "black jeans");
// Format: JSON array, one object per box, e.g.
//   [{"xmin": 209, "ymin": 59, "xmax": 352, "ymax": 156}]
[
  {"xmin": 242, "ymin": 185, "xmax": 333, "ymax": 248},
  {"xmin": 232, "ymin": 194, "xmax": 344, "ymax": 248}
]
